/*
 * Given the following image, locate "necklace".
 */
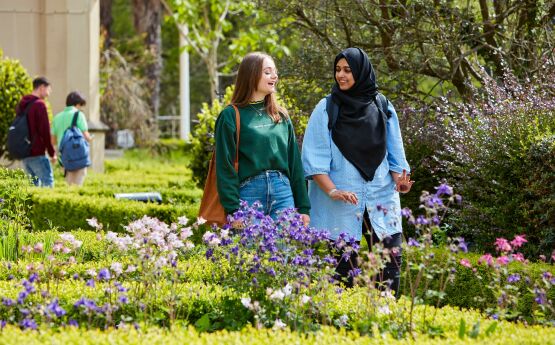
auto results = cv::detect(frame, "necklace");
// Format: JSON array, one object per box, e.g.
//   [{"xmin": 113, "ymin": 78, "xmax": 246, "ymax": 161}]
[{"xmin": 249, "ymin": 104, "xmax": 265, "ymax": 117}]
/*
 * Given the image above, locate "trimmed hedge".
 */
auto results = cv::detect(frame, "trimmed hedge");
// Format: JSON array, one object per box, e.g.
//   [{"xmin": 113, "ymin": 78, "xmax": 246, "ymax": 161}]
[
  {"xmin": 28, "ymin": 190, "xmax": 197, "ymax": 232},
  {"xmin": 0, "ymin": 309, "xmax": 553, "ymax": 344}
]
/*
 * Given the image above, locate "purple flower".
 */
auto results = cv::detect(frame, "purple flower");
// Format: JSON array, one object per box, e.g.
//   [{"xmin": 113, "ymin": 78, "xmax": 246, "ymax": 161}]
[
  {"xmin": 28, "ymin": 273, "xmax": 39, "ymax": 283},
  {"xmin": 348, "ymin": 268, "xmax": 362, "ymax": 278},
  {"xmin": 534, "ymin": 288, "xmax": 546, "ymax": 305},
  {"xmin": 416, "ymin": 215, "xmax": 429, "ymax": 225},
  {"xmin": 2, "ymin": 298, "xmax": 14, "ymax": 307},
  {"xmin": 401, "ymin": 207, "xmax": 412, "ymax": 218},
  {"xmin": 435, "ymin": 183, "xmax": 453, "ymax": 196},
  {"xmin": 205, "ymin": 248, "xmax": 214, "ymax": 259},
  {"xmin": 0, "ymin": 320, "xmax": 6, "ymax": 329},
  {"xmin": 68, "ymin": 319, "xmax": 79, "ymax": 327},
  {"xmin": 426, "ymin": 195, "xmax": 444, "ymax": 207},
  {"xmin": 457, "ymin": 238, "xmax": 468, "ymax": 253},
  {"xmin": 507, "ymin": 274, "xmax": 520, "ymax": 283},
  {"xmin": 86, "ymin": 279, "xmax": 95, "ymax": 288},
  {"xmin": 72, "ymin": 273, "xmax": 80, "ymax": 280},
  {"xmin": 17, "ymin": 291, "xmax": 28, "ymax": 304},
  {"xmin": 118, "ymin": 296, "xmax": 129, "ymax": 304},
  {"xmin": 46, "ymin": 299, "xmax": 66, "ymax": 318},
  {"xmin": 19, "ymin": 318, "xmax": 37, "ymax": 330},
  {"xmin": 407, "ymin": 238, "xmax": 420, "ymax": 247},
  {"xmin": 97, "ymin": 268, "xmax": 111, "ymax": 281}
]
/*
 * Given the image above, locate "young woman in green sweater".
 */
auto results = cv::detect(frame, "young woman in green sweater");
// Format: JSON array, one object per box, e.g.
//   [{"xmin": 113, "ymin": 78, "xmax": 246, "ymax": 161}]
[{"xmin": 214, "ymin": 52, "xmax": 310, "ymax": 225}]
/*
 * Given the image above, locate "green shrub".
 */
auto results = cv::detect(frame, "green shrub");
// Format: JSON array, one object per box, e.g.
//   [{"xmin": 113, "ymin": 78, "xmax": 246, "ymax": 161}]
[
  {"xmin": 0, "ymin": 50, "xmax": 32, "ymax": 159},
  {"xmin": 401, "ymin": 247, "xmax": 555, "ymax": 320},
  {"xmin": 28, "ymin": 190, "xmax": 197, "ymax": 232},
  {"xmin": 188, "ymin": 87, "xmax": 233, "ymax": 189}
]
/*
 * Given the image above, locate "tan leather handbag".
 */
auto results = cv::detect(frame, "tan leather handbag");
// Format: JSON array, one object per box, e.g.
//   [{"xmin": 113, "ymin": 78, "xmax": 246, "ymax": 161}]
[{"xmin": 199, "ymin": 105, "xmax": 240, "ymax": 227}]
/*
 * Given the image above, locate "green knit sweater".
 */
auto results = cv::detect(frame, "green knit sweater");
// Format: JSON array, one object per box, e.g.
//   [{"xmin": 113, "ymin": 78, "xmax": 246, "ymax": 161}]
[{"xmin": 214, "ymin": 102, "xmax": 310, "ymax": 215}]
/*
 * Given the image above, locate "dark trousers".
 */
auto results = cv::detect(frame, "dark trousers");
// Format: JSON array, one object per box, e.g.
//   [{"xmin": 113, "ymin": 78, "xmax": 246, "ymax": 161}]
[{"xmin": 334, "ymin": 208, "xmax": 403, "ymax": 297}]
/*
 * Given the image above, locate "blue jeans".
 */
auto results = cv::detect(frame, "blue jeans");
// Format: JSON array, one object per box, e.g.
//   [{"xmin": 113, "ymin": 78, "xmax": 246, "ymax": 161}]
[
  {"xmin": 239, "ymin": 170, "xmax": 295, "ymax": 220},
  {"xmin": 22, "ymin": 155, "xmax": 54, "ymax": 187}
]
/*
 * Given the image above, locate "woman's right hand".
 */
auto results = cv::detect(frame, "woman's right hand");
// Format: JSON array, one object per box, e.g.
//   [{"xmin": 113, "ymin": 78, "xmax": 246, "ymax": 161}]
[{"xmin": 329, "ymin": 189, "xmax": 358, "ymax": 205}]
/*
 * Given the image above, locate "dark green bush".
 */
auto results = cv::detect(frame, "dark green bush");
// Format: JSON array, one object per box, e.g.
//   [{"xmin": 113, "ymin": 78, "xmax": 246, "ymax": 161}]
[
  {"xmin": 188, "ymin": 87, "xmax": 233, "ymax": 189},
  {"xmin": 428, "ymin": 66, "xmax": 555, "ymax": 257},
  {"xmin": 0, "ymin": 50, "xmax": 32, "ymax": 159}
]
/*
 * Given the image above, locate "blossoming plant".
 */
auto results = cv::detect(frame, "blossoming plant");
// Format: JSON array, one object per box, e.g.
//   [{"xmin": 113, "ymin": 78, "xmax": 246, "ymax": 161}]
[
  {"xmin": 203, "ymin": 201, "xmax": 338, "ymax": 331},
  {"xmin": 400, "ymin": 183, "xmax": 464, "ymax": 336},
  {"xmin": 474, "ymin": 234, "xmax": 555, "ymax": 324},
  {"xmin": 95, "ymin": 215, "xmax": 196, "ymax": 326}
]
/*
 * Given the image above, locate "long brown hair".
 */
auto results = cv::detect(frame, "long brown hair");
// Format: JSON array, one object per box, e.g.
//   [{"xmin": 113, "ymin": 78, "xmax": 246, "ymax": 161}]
[{"xmin": 231, "ymin": 52, "xmax": 288, "ymax": 123}]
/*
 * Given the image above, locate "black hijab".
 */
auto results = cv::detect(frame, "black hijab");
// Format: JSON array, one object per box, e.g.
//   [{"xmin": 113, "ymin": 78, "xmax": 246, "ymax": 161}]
[{"xmin": 331, "ymin": 47, "xmax": 386, "ymax": 181}]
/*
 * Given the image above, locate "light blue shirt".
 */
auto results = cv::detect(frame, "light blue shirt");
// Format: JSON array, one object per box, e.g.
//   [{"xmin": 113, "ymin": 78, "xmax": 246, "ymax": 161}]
[{"xmin": 302, "ymin": 97, "xmax": 410, "ymax": 241}]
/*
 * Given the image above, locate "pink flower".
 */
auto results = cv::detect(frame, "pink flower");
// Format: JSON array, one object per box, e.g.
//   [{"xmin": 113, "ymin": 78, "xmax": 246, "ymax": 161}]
[
  {"xmin": 510, "ymin": 235, "xmax": 527, "ymax": 249},
  {"xmin": 496, "ymin": 256, "xmax": 510, "ymax": 265},
  {"xmin": 459, "ymin": 259, "xmax": 472, "ymax": 268},
  {"xmin": 511, "ymin": 253, "xmax": 526, "ymax": 263},
  {"xmin": 494, "ymin": 238, "xmax": 512, "ymax": 253},
  {"xmin": 551, "ymin": 250, "xmax": 555, "ymax": 262},
  {"xmin": 478, "ymin": 253, "xmax": 494, "ymax": 266}
]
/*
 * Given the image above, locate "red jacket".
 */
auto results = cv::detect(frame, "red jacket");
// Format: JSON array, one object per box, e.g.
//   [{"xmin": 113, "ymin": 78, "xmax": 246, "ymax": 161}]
[{"xmin": 16, "ymin": 95, "xmax": 56, "ymax": 157}]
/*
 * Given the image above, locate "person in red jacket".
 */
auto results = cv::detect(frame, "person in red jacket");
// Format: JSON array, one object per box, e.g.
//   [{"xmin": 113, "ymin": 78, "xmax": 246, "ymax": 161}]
[{"xmin": 17, "ymin": 77, "xmax": 57, "ymax": 187}]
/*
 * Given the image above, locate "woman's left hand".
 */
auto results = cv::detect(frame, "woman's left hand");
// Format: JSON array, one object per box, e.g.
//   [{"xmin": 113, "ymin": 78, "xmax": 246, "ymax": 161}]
[
  {"xmin": 393, "ymin": 169, "xmax": 414, "ymax": 194},
  {"xmin": 300, "ymin": 214, "xmax": 310, "ymax": 226}
]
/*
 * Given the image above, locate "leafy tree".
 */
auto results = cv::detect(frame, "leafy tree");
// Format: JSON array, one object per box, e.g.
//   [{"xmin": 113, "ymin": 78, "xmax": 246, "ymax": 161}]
[
  {"xmin": 162, "ymin": 0, "xmax": 292, "ymax": 102},
  {"xmin": 0, "ymin": 50, "xmax": 32, "ymax": 159},
  {"xmin": 262, "ymin": 0, "xmax": 555, "ymax": 100}
]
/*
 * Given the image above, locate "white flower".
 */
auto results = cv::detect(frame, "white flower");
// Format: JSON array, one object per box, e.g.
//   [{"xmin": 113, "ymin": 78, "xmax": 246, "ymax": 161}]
[
  {"xmin": 270, "ymin": 290, "xmax": 285, "ymax": 301},
  {"xmin": 154, "ymin": 257, "xmax": 168, "ymax": 269},
  {"xmin": 111, "ymin": 262, "xmax": 123, "ymax": 276},
  {"xmin": 105, "ymin": 231, "xmax": 118, "ymax": 242},
  {"xmin": 273, "ymin": 319, "xmax": 286, "ymax": 330},
  {"xmin": 60, "ymin": 233, "xmax": 76, "ymax": 243},
  {"xmin": 86, "ymin": 269, "xmax": 97, "ymax": 277},
  {"xmin": 126, "ymin": 265, "xmax": 137, "ymax": 273},
  {"xmin": 180, "ymin": 227, "xmax": 193, "ymax": 240},
  {"xmin": 337, "ymin": 314, "xmax": 349, "ymax": 327},
  {"xmin": 380, "ymin": 290, "xmax": 395, "ymax": 300},
  {"xmin": 300, "ymin": 294, "xmax": 311, "ymax": 305},
  {"xmin": 197, "ymin": 217, "xmax": 207, "ymax": 225},
  {"xmin": 240, "ymin": 297, "xmax": 251, "ymax": 309},
  {"xmin": 86, "ymin": 217, "xmax": 103, "ymax": 230},
  {"xmin": 377, "ymin": 305, "xmax": 392, "ymax": 315},
  {"xmin": 282, "ymin": 284, "xmax": 293, "ymax": 297},
  {"xmin": 178, "ymin": 216, "xmax": 189, "ymax": 226},
  {"xmin": 220, "ymin": 229, "xmax": 230, "ymax": 239}
]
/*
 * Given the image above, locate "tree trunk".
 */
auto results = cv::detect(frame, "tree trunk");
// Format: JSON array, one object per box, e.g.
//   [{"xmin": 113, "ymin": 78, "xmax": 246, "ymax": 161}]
[
  {"xmin": 132, "ymin": 0, "xmax": 163, "ymax": 120},
  {"xmin": 100, "ymin": 0, "xmax": 113, "ymax": 49}
]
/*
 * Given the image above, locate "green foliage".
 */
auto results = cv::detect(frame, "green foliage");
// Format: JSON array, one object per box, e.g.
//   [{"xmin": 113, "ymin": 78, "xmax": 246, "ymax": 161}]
[
  {"xmin": 445, "ymin": 114, "xmax": 554, "ymax": 257},
  {"xmin": 28, "ymin": 189, "xmax": 196, "ymax": 232},
  {"xmin": 0, "ymin": 50, "xmax": 32, "ymax": 158},
  {"xmin": 402, "ymin": 248, "xmax": 555, "ymax": 321},
  {"xmin": 0, "ymin": 168, "xmax": 33, "ymax": 260},
  {"xmin": 188, "ymin": 86, "xmax": 233, "ymax": 188}
]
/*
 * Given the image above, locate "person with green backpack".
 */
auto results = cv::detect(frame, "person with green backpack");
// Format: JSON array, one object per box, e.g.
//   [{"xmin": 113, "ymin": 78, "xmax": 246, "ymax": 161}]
[{"xmin": 51, "ymin": 91, "xmax": 92, "ymax": 186}]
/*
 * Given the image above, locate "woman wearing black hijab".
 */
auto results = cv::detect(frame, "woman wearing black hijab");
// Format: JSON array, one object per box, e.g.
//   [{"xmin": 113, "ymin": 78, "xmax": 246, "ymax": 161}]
[{"xmin": 302, "ymin": 47, "xmax": 413, "ymax": 296}]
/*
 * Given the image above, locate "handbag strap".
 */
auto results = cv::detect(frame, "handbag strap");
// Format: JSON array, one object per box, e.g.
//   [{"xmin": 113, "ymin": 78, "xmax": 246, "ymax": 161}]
[{"xmin": 231, "ymin": 105, "xmax": 240, "ymax": 172}]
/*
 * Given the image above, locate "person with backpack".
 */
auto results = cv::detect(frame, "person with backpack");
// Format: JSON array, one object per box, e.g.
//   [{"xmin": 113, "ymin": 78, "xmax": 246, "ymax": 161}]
[
  {"xmin": 301, "ymin": 47, "xmax": 413, "ymax": 297},
  {"xmin": 51, "ymin": 91, "xmax": 92, "ymax": 186},
  {"xmin": 214, "ymin": 52, "xmax": 310, "ymax": 225},
  {"xmin": 11, "ymin": 77, "xmax": 56, "ymax": 187}
]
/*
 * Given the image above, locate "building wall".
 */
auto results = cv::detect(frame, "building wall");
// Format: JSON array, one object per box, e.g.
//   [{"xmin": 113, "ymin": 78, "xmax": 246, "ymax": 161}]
[{"xmin": 0, "ymin": 0, "xmax": 106, "ymax": 172}]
